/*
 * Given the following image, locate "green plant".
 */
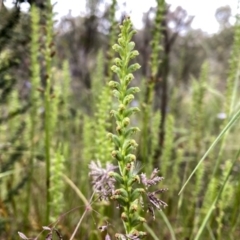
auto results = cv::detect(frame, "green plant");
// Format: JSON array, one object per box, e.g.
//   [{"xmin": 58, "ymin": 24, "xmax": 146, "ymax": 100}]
[{"xmin": 89, "ymin": 17, "xmax": 167, "ymax": 239}]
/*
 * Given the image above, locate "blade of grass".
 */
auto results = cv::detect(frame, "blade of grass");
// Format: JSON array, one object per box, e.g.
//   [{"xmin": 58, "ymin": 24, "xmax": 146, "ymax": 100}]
[
  {"xmin": 61, "ymin": 173, "xmax": 89, "ymax": 206},
  {"xmin": 158, "ymin": 210, "xmax": 177, "ymax": 240},
  {"xmin": 179, "ymin": 108, "xmax": 240, "ymax": 195},
  {"xmin": 62, "ymin": 173, "xmax": 96, "ymax": 239},
  {"xmin": 143, "ymin": 223, "xmax": 159, "ymax": 240},
  {"xmin": 207, "ymin": 224, "xmax": 216, "ymax": 240}
]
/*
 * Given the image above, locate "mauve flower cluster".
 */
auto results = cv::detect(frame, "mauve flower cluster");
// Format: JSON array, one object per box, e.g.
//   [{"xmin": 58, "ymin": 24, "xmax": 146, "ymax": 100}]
[
  {"xmin": 89, "ymin": 160, "xmax": 118, "ymax": 200},
  {"xmin": 89, "ymin": 162, "xmax": 167, "ymax": 221}
]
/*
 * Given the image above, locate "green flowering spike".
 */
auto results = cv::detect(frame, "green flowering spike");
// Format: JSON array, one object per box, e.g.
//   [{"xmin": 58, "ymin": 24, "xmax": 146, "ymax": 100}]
[
  {"xmin": 108, "ymin": 17, "xmax": 147, "ymax": 236},
  {"xmin": 49, "ymin": 147, "xmax": 65, "ymax": 222},
  {"xmin": 141, "ymin": 0, "xmax": 165, "ymax": 167},
  {"xmin": 150, "ymin": 0, "xmax": 165, "ymax": 78}
]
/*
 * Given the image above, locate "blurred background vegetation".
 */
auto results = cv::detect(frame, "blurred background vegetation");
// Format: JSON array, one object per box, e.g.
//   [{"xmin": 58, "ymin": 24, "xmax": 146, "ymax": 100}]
[{"xmin": 1, "ymin": 0, "xmax": 240, "ymax": 239}]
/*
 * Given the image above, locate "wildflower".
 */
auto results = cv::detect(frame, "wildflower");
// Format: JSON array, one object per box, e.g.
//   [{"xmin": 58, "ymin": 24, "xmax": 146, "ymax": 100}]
[
  {"xmin": 89, "ymin": 160, "xmax": 117, "ymax": 200},
  {"xmin": 140, "ymin": 168, "xmax": 164, "ymax": 188},
  {"xmin": 147, "ymin": 189, "xmax": 168, "ymax": 210},
  {"xmin": 141, "ymin": 168, "xmax": 167, "ymax": 219}
]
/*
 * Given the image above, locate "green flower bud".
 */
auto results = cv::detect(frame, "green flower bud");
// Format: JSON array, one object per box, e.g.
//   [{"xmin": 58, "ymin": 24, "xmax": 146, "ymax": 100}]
[
  {"xmin": 125, "ymin": 153, "xmax": 136, "ymax": 162},
  {"xmin": 129, "ymin": 215, "xmax": 141, "ymax": 228},
  {"xmin": 107, "ymin": 133, "xmax": 121, "ymax": 148},
  {"xmin": 118, "ymin": 103, "xmax": 126, "ymax": 113},
  {"xmin": 124, "ymin": 107, "xmax": 140, "ymax": 117},
  {"xmin": 123, "ymin": 127, "xmax": 140, "ymax": 139},
  {"xmin": 126, "ymin": 30, "xmax": 137, "ymax": 42},
  {"xmin": 128, "ymin": 63, "xmax": 141, "ymax": 73},
  {"xmin": 109, "ymin": 172, "xmax": 123, "ymax": 184},
  {"xmin": 130, "ymin": 139, "xmax": 138, "ymax": 148},
  {"xmin": 121, "ymin": 212, "xmax": 128, "ymax": 222},
  {"xmin": 129, "ymin": 50, "xmax": 139, "ymax": 59},
  {"xmin": 109, "ymin": 80, "xmax": 120, "ymax": 89},
  {"xmin": 138, "ymin": 232, "xmax": 147, "ymax": 237},
  {"xmin": 112, "ymin": 89, "xmax": 120, "ymax": 98},
  {"xmin": 111, "ymin": 150, "xmax": 122, "ymax": 161},
  {"xmin": 126, "ymin": 163, "xmax": 132, "ymax": 171},
  {"xmin": 114, "ymin": 57, "xmax": 122, "ymax": 66},
  {"xmin": 114, "ymin": 188, "xmax": 128, "ymax": 197},
  {"xmin": 130, "ymin": 203, "xmax": 138, "ymax": 212},
  {"xmin": 112, "ymin": 44, "xmax": 121, "ymax": 52},
  {"xmin": 116, "ymin": 124, "xmax": 123, "ymax": 134},
  {"xmin": 111, "ymin": 194, "xmax": 128, "ymax": 204},
  {"xmin": 111, "ymin": 65, "xmax": 121, "ymax": 76},
  {"xmin": 131, "ymin": 188, "xmax": 145, "ymax": 201},
  {"xmin": 110, "ymin": 110, "xmax": 118, "ymax": 119},
  {"xmin": 127, "ymin": 175, "xmax": 140, "ymax": 186},
  {"xmin": 122, "ymin": 139, "xmax": 134, "ymax": 152},
  {"xmin": 122, "ymin": 117, "xmax": 130, "ymax": 127},
  {"xmin": 128, "ymin": 41, "xmax": 135, "ymax": 51},
  {"xmin": 138, "ymin": 217, "xmax": 146, "ymax": 223},
  {"xmin": 124, "ymin": 73, "xmax": 134, "ymax": 85},
  {"xmin": 123, "ymin": 94, "xmax": 134, "ymax": 105},
  {"xmin": 118, "ymin": 37, "xmax": 124, "ymax": 46},
  {"xmin": 126, "ymin": 87, "xmax": 140, "ymax": 95}
]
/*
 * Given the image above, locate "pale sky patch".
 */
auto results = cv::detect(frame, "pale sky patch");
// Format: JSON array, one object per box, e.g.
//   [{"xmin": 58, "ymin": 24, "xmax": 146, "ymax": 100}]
[{"xmin": 4, "ymin": 0, "xmax": 240, "ymax": 33}]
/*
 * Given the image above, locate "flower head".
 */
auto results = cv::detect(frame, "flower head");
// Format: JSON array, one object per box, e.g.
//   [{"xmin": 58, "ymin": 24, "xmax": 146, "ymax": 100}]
[
  {"xmin": 140, "ymin": 168, "xmax": 164, "ymax": 188},
  {"xmin": 140, "ymin": 168, "xmax": 167, "ymax": 219},
  {"xmin": 89, "ymin": 160, "xmax": 117, "ymax": 200}
]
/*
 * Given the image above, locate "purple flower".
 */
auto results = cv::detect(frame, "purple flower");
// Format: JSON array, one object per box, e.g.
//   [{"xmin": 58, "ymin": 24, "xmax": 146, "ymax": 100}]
[
  {"xmin": 89, "ymin": 161, "xmax": 118, "ymax": 200},
  {"xmin": 147, "ymin": 189, "xmax": 168, "ymax": 209},
  {"xmin": 140, "ymin": 169, "xmax": 168, "ymax": 219},
  {"xmin": 140, "ymin": 168, "xmax": 164, "ymax": 188}
]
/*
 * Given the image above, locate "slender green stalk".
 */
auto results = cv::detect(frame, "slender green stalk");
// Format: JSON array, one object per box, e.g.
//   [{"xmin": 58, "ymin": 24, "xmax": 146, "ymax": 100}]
[
  {"xmin": 43, "ymin": 0, "xmax": 55, "ymax": 224},
  {"xmin": 108, "ymin": 17, "xmax": 145, "ymax": 236},
  {"xmin": 61, "ymin": 60, "xmax": 71, "ymax": 159},
  {"xmin": 25, "ymin": 4, "xmax": 41, "ymax": 223},
  {"xmin": 93, "ymin": 0, "xmax": 118, "ymax": 163},
  {"xmin": 49, "ymin": 147, "xmax": 65, "ymax": 222},
  {"xmin": 141, "ymin": 0, "xmax": 165, "ymax": 164}
]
